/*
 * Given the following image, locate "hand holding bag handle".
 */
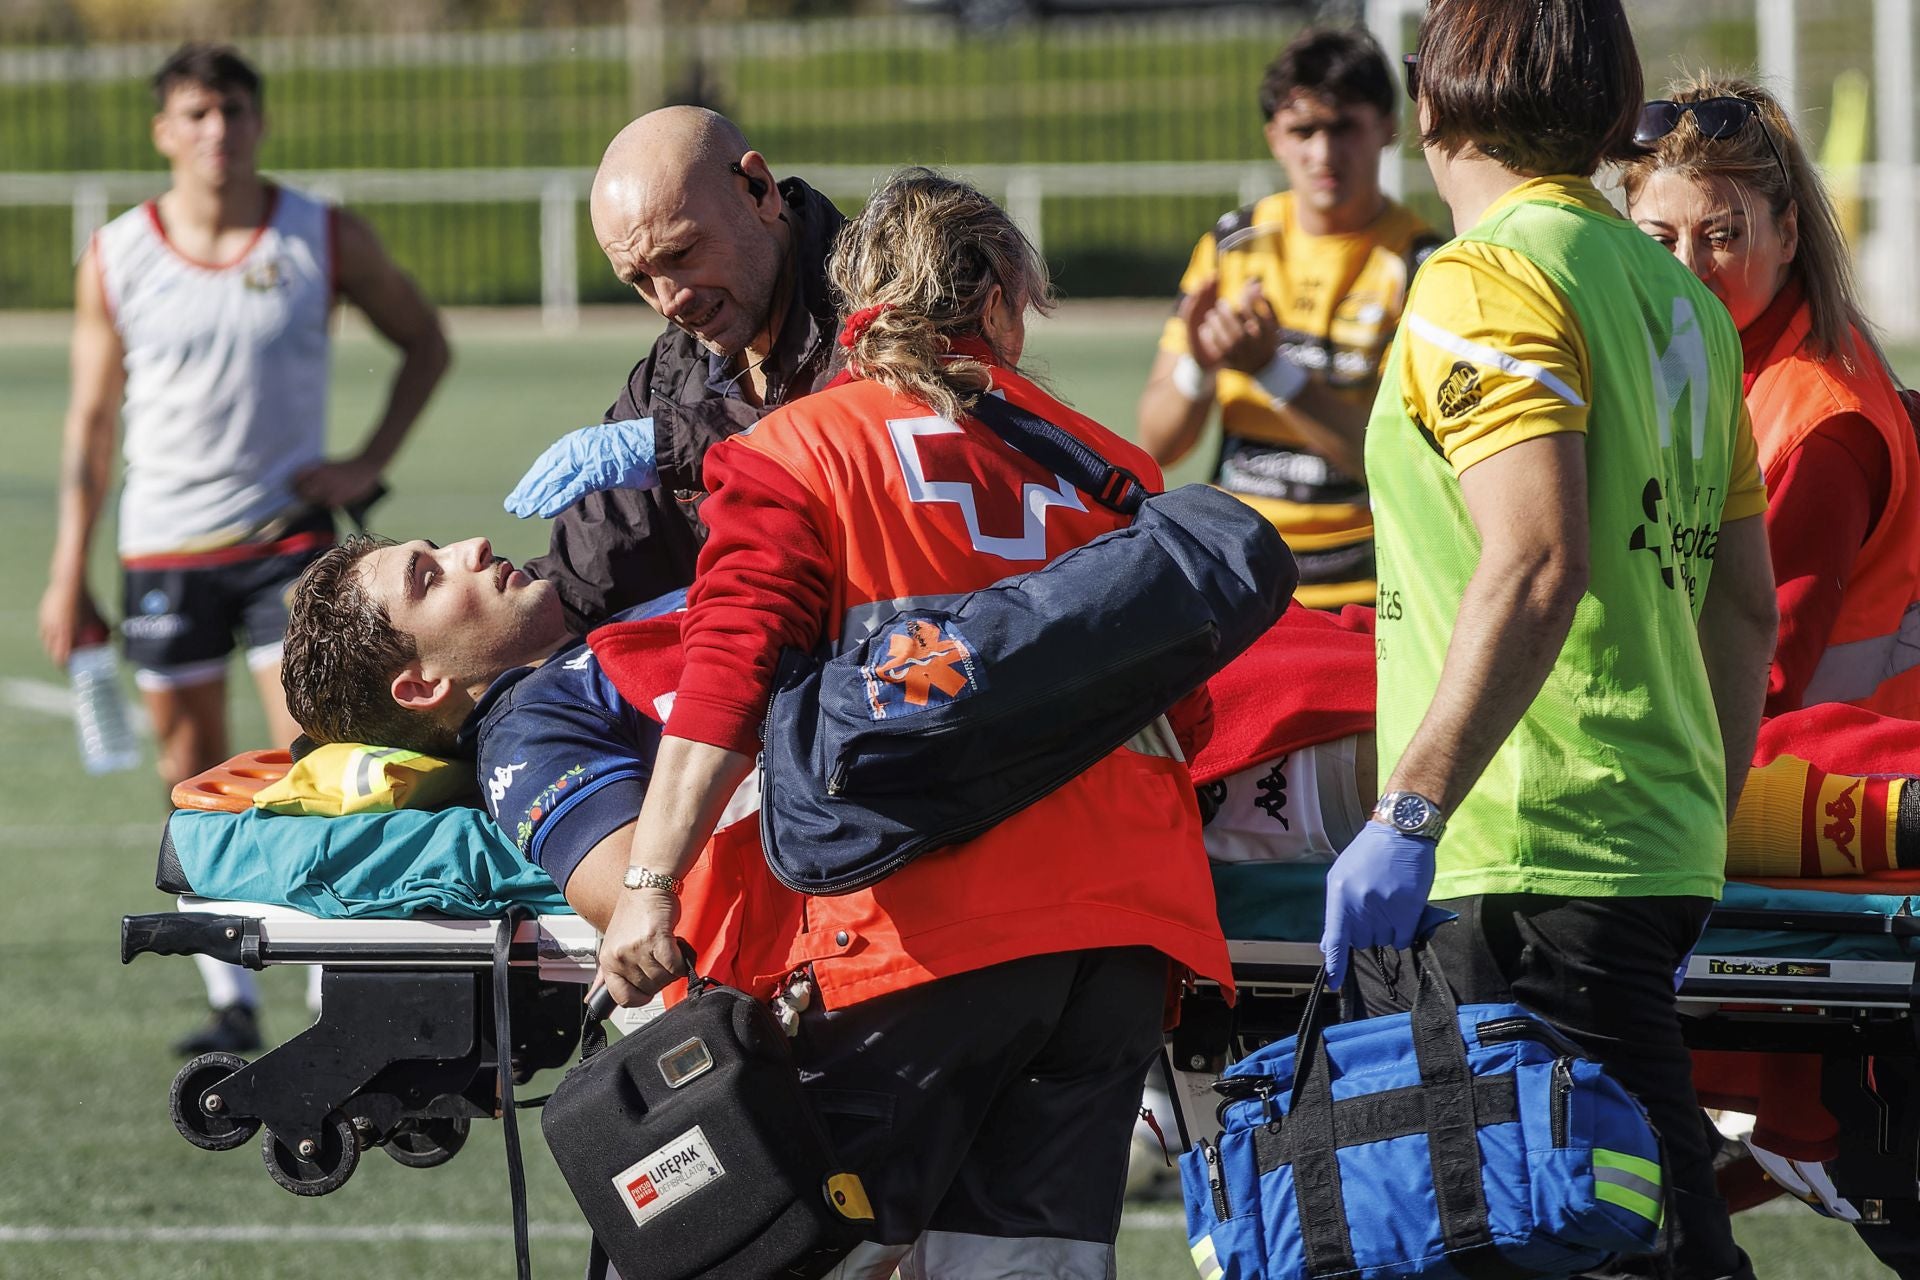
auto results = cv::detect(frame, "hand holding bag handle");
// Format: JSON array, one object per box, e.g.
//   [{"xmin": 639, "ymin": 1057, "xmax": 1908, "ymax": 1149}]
[
  {"xmin": 1285, "ymin": 944, "xmax": 1522, "ymax": 1280},
  {"xmin": 581, "ymin": 938, "xmax": 705, "ymax": 1049}
]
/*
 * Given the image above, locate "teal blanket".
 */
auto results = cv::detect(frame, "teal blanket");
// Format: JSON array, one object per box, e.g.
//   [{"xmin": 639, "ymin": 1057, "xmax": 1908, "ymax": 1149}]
[
  {"xmin": 168, "ymin": 807, "xmax": 571, "ymax": 918},
  {"xmin": 1209, "ymin": 862, "xmax": 1916, "ymax": 960}
]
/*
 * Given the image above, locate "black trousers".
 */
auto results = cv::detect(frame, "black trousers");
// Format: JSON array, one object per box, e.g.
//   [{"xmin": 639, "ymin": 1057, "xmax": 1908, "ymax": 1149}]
[
  {"xmin": 1356, "ymin": 894, "xmax": 1755, "ymax": 1280},
  {"xmin": 793, "ymin": 946, "xmax": 1168, "ymax": 1252}
]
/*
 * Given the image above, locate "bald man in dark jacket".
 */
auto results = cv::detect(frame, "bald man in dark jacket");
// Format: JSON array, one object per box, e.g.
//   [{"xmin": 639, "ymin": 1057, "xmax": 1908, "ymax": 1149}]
[{"xmin": 526, "ymin": 108, "xmax": 846, "ymax": 630}]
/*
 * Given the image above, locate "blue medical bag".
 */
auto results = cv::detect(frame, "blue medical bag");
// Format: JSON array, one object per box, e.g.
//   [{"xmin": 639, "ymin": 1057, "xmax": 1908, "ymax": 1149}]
[
  {"xmin": 1181, "ymin": 949, "xmax": 1666, "ymax": 1280},
  {"xmin": 757, "ymin": 392, "xmax": 1295, "ymax": 895}
]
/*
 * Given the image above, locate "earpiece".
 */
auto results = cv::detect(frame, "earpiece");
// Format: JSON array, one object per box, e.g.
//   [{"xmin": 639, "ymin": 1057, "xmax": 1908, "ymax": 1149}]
[{"xmin": 730, "ymin": 161, "xmax": 769, "ymax": 202}]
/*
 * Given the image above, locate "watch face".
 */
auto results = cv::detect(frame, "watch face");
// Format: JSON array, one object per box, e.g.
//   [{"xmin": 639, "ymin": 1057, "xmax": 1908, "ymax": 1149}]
[{"xmin": 1390, "ymin": 793, "xmax": 1433, "ymax": 832}]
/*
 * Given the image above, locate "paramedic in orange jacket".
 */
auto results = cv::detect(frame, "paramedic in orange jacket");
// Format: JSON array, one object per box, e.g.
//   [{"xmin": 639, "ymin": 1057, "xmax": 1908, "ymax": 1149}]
[
  {"xmin": 1624, "ymin": 77, "xmax": 1920, "ymax": 719},
  {"xmin": 589, "ymin": 169, "xmax": 1230, "ymax": 1277}
]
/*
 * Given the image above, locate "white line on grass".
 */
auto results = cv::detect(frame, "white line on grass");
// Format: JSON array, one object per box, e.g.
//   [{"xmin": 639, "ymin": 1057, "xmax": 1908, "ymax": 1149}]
[{"xmin": 0, "ymin": 1210, "xmax": 1190, "ymax": 1244}]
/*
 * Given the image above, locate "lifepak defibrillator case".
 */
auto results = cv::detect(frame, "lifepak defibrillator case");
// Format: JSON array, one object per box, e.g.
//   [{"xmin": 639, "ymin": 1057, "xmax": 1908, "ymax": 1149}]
[{"xmin": 542, "ymin": 961, "xmax": 867, "ymax": 1280}]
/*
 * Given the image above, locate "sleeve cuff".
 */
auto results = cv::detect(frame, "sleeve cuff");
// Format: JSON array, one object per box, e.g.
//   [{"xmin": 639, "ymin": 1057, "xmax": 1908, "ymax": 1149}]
[
  {"xmin": 531, "ymin": 774, "xmax": 648, "ymax": 890},
  {"xmin": 664, "ymin": 689, "xmax": 766, "ymax": 757}
]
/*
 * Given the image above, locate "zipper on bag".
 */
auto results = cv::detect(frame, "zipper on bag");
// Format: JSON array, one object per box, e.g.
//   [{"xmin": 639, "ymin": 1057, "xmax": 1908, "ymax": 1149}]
[
  {"xmin": 1201, "ymin": 1138, "xmax": 1231, "ymax": 1219},
  {"xmin": 1551, "ymin": 1057, "xmax": 1573, "ymax": 1148}
]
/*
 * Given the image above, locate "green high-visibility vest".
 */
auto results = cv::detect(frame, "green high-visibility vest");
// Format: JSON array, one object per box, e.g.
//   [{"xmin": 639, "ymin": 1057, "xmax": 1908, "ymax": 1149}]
[{"xmin": 1368, "ymin": 190, "xmax": 1750, "ymax": 899}]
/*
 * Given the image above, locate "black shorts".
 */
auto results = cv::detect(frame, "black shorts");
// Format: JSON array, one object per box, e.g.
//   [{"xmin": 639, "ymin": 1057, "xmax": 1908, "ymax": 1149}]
[
  {"xmin": 793, "ymin": 946, "xmax": 1167, "ymax": 1277},
  {"xmin": 120, "ymin": 516, "xmax": 334, "ymax": 689}
]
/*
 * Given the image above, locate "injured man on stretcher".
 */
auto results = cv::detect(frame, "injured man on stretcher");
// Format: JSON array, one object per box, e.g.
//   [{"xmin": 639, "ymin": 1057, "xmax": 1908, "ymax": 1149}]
[{"xmin": 272, "ymin": 531, "xmax": 1920, "ymax": 966}]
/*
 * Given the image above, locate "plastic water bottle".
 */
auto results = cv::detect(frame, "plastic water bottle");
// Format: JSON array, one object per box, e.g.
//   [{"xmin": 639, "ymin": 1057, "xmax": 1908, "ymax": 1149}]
[{"xmin": 69, "ymin": 638, "xmax": 140, "ymax": 774}]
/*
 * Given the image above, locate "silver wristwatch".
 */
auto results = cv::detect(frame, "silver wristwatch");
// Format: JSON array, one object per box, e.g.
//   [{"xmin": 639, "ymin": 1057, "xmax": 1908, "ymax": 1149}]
[
  {"xmin": 1372, "ymin": 790, "xmax": 1447, "ymax": 841},
  {"xmin": 622, "ymin": 866, "xmax": 682, "ymax": 894}
]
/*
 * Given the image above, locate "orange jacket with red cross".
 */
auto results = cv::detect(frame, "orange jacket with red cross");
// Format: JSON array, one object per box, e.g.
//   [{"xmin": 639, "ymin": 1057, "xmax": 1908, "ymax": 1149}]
[{"xmin": 654, "ymin": 362, "xmax": 1232, "ymax": 1009}]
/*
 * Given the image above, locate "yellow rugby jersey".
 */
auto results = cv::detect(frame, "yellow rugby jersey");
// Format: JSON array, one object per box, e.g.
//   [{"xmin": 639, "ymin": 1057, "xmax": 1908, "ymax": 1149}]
[
  {"xmin": 1161, "ymin": 192, "xmax": 1440, "ymax": 607},
  {"xmin": 1391, "ymin": 176, "xmax": 1766, "ymax": 521}
]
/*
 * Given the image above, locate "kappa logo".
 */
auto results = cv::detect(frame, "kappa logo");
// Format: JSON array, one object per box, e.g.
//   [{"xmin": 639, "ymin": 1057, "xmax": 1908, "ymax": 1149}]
[
  {"xmin": 1436, "ymin": 361, "xmax": 1482, "ymax": 419},
  {"xmin": 862, "ymin": 618, "xmax": 981, "ymax": 719},
  {"xmin": 1254, "ymin": 756, "xmax": 1291, "ymax": 829},
  {"xmin": 886, "ymin": 414, "xmax": 1087, "ymax": 561},
  {"xmin": 486, "ymin": 760, "xmax": 527, "ymax": 816},
  {"xmin": 1824, "ymin": 778, "xmax": 1862, "ymax": 867}
]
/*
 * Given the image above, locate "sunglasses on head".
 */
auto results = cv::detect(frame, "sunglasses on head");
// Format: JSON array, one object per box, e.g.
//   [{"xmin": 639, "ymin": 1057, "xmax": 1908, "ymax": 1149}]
[
  {"xmin": 1634, "ymin": 97, "xmax": 1791, "ymax": 188},
  {"xmin": 1402, "ymin": 53, "xmax": 1419, "ymax": 103}
]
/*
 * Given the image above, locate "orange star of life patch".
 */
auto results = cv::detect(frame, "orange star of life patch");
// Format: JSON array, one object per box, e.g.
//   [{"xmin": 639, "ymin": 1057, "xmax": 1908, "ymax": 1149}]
[{"xmin": 860, "ymin": 617, "xmax": 984, "ymax": 719}]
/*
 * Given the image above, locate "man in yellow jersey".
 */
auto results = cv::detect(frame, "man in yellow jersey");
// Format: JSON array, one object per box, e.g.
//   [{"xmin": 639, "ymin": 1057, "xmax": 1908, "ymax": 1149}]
[
  {"xmin": 1318, "ymin": 2, "xmax": 1777, "ymax": 1277},
  {"xmin": 1137, "ymin": 27, "xmax": 1440, "ymax": 609}
]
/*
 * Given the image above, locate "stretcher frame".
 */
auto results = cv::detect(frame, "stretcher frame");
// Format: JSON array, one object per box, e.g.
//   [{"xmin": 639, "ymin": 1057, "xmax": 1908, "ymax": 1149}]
[{"xmin": 123, "ymin": 896, "xmax": 1920, "ymax": 1238}]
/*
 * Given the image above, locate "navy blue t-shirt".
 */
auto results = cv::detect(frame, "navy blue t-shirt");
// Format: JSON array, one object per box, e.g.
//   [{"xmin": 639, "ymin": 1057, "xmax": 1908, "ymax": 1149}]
[{"xmin": 459, "ymin": 593, "xmax": 683, "ymax": 890}]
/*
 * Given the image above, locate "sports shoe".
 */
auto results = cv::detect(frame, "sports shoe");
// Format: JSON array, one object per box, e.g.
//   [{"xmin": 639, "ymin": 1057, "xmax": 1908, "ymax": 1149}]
[{"xmin": 172, "ymin": 1004, "xmax": 262, "ymax": 1056}]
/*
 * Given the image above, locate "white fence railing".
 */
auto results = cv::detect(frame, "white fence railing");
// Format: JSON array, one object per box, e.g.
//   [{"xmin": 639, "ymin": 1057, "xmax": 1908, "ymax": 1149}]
[
  {"xmin": 11, "ymin": 153, "xmax": 1919, "ymax": 337},
  {"xmin": 0, "ymin": 162, "xmax": 1282, "ymax": 331}
]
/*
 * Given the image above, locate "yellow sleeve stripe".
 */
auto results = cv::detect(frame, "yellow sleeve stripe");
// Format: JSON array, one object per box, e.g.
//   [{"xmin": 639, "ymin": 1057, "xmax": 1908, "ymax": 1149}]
[{"xmin": 1406, "ymin": 312, "xmax": 1587, "ymax": 408}]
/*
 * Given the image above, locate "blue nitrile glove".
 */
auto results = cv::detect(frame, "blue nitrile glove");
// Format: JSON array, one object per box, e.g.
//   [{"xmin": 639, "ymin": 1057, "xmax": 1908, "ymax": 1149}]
[
  {"xmin": 1320, "ymin": 821, "xmax": 1444, "ymax": 991},
  {"xmin": 505, "ymin": 418, "xmax": 657, "ymax": 518}
]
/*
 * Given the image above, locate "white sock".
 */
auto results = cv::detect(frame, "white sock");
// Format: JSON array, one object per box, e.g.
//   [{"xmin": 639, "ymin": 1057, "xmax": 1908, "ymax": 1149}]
[{"xmin": 193, "ymin": 954, "xmax": 259, "ymax": 1010}]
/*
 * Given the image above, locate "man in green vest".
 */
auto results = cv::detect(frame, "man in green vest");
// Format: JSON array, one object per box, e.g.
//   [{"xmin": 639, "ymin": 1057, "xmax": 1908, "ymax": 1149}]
[{"xmin": 1319, "ymin": 2, "xmax": 1778, "ymax": 1276}]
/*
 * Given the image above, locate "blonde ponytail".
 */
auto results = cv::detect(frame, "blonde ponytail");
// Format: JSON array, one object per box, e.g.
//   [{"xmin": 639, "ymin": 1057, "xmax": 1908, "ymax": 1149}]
[{"xmin": 830, "ymin": 167, "xmax": 1055, "ymax": 420}]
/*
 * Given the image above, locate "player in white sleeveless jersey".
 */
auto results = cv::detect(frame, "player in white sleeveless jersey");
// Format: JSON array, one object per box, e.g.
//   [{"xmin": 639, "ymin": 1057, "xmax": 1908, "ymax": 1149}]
[{"xmin": 38, "ymin": 44, "xmax": 449, "ymax": 1055}]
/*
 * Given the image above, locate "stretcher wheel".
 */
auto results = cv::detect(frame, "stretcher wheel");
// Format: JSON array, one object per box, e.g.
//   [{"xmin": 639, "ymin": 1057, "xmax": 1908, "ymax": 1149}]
[
  {"xmin": 383, "ymin": 1116, "xmax": 469, "ymax": 1169},
  {"xmin": 261, "ymin": 1111, "xmax": 359, "ymax": 1196},
  {"xmin": 168, "ymin": 1052, "xmax": 260, "ymax": 1152}
]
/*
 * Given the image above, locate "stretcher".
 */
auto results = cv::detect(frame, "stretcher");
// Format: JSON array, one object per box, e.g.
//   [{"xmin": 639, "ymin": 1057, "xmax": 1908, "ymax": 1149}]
[{"xmin": 122, "ymin": 763, "xmax": 1920, "ymax": 1243}]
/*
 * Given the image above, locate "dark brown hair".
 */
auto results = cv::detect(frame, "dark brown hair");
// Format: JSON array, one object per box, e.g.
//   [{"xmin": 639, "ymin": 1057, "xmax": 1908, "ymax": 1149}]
[
  {"xmin": 152, "ymin": 42, "xmax": 262, "ymax": 111},
  {"xmin": 1416, "ymin": 0, "xmax": 1642, "ymax": 177},
  {"xmin": 1259, "ymin": 27, "xmax": 1396, "ymax": 122},
  {"xmin": 1620, "ymin": 74, "xmax": 1877, "ymax": 367},
  {"xmin": 281, "ymin": 535, "xmax": 457, "ymax": 755}
]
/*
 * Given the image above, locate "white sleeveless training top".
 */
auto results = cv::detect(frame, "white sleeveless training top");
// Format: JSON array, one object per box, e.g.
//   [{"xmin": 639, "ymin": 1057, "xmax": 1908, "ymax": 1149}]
[{"xmin": 94, "ymin": 185, "xmax": 334, "ymax": 557}]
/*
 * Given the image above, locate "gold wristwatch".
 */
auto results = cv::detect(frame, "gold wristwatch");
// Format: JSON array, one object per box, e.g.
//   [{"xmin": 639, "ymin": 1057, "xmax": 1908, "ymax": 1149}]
[{"xmin": 622, "ymin": 866, "xmax": 682, "ymax": 893}]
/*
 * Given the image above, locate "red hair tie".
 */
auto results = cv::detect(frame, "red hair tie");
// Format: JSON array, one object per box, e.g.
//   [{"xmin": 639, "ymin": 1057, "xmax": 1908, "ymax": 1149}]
[{"xmin": 838, "ymin": 303, "xmax": 894, "ymax": 349}]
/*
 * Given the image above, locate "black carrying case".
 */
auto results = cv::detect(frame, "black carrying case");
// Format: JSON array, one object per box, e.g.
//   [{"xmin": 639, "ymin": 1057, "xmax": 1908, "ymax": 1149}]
[{"xmin": 542, "ymin": 965, "xmax": 865, "ymax": 1280}]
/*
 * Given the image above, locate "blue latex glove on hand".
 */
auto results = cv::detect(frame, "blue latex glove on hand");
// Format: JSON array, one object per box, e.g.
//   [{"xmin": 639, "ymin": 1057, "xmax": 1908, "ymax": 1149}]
[
  {"xmin": 1320, "ymin": 821, "xmax": 1442, "ymax": 991},
  {"xmin": 505, "ymin": 418, "xmax": 657, "ymax": 518}
]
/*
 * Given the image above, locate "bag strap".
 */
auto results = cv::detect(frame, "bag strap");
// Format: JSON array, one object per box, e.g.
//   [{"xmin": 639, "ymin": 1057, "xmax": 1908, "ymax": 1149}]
[
  {"xmin": 1283, "ymin": 954, "xmax": 1541, "ymax": 1280},
  {"xmin": 1283, "ymin": 969, "xmax": 1361, "ymax": 1278},
  {"xmin": 964, "ymin": 392, "xmax": 1149, "ymax": 517},
  {"xmin": 493, "ymin": 909, "xmax": 534, "ymax": 1280},
  {"xmin": 1408, "ymin": 947, "xmax": 1540, "ymax": 1280}
]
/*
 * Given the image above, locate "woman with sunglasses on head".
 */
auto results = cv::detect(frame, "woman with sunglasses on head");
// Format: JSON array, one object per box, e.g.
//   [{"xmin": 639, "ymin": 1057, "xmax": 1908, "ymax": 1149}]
[
  {"xmin": 1325, "ymin": 4, "xmax": 1776, "ymax": 1278},
  {"xmin": 1624, "ymin": 78, "xmax": 1920, "ymax": 721}
]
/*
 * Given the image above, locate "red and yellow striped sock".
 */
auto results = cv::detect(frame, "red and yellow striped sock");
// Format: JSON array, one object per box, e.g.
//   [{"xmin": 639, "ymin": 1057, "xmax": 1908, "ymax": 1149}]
[{"xmin": 1728, "ymin": 754, "xmax": 1910, "ymax": 877}]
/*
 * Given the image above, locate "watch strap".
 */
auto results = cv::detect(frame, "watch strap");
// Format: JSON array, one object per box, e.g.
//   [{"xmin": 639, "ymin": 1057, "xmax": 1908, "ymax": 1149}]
[{"xmin": 623, "ymin": 866, "xmax": 682, "ymax": 894}]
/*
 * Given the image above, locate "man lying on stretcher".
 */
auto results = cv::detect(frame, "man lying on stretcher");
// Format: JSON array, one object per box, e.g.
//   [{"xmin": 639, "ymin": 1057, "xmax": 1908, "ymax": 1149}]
[
  {"xmin": 279, "ymin": 530, "xmax": 1917, "ymax": 948},
  {"xmin": 279, "ymin": 532, "xmax": 802, "ymax": 990}
]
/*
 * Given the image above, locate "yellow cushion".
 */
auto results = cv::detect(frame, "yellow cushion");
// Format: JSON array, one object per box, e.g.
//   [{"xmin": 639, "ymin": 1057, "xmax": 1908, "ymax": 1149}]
[{"xmin": 253, "ymin": 743, "xmax": 467, "ymax": 816}]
